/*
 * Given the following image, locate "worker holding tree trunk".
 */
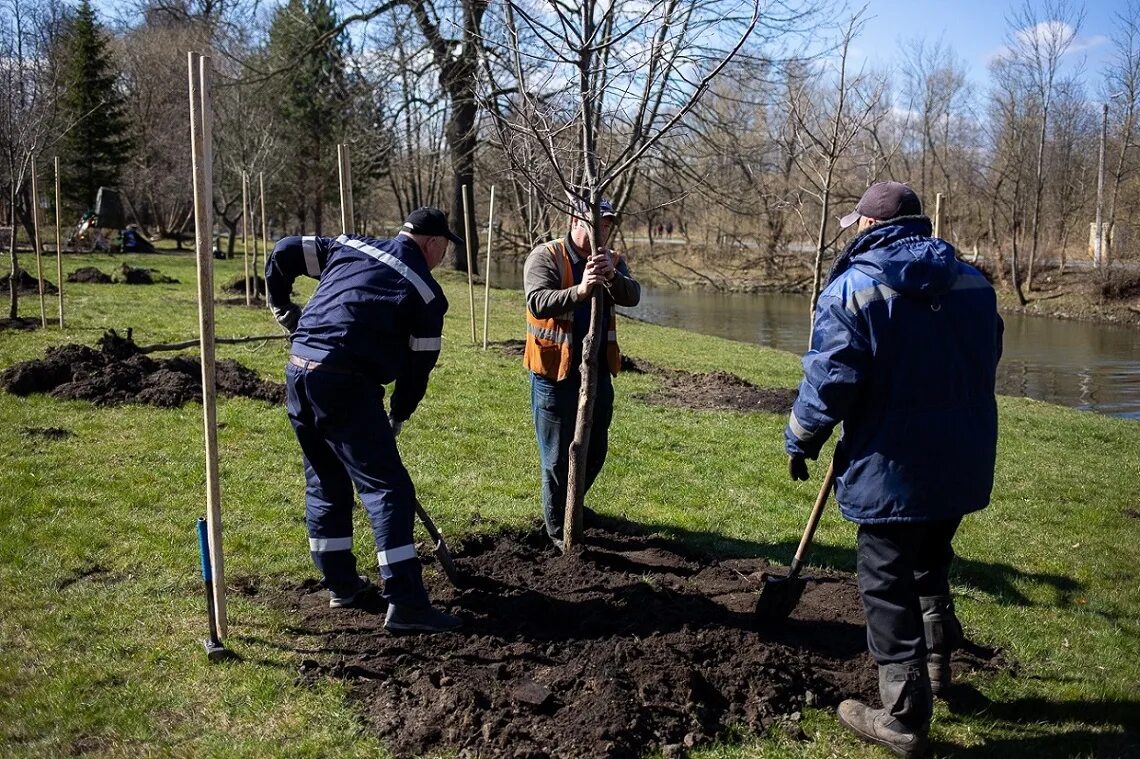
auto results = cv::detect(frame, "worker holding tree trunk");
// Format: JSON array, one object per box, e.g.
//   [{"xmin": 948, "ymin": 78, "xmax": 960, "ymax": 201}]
[
  {"xmin": 523, "ymin": 199, "xmax": 641, "ymax": 549},
  {"xmin": 266, "ymin": 208, "xmax": 464, "ymax": 634},
  {"xmin": 784, "ymin": 183, "xmax": 1003, "ymax": 758}
]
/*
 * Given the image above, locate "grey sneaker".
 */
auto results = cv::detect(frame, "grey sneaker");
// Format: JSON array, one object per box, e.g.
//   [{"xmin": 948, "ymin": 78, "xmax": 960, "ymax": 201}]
[
  {"xmin": 383, "ymin": 603, "xmax": 463, "ymax": 633},
  {"xmin": 329, "ymin": 575, "xmax": 374, "ymax": 609}
]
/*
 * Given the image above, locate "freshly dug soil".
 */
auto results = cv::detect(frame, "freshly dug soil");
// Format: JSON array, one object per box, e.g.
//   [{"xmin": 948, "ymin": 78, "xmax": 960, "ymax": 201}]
[
  {"xmin": 222, "ymin": 274, "xmax": 267, "ymax": 295},
  {"xmin": 112, "ymin": 263, "xmax": 178, "ymax": 285},
  {"xmin": 1, "ymin": 269, "xmax": 58, "ymax": 294},
  {"xmin": 636, "ymin": 370, "xmax": 797, "ymax": 414},
  {"xmin": 67, "ymin": 266, "xmax": 113, "ymax": 284},
  {"xmin": 0, "ymin": 331, "xmax": 284, "ymax": 407},
  {"xmin": 0, "ymin": 317, "xmax": 40, "ymax": 332},
  {"xmin": 268, "ymin": 521, "xmax": 1002, "ymax": 759},
  {"xmin": 492, "ymin": 341, "xmax": 795, "ymax": 414}
]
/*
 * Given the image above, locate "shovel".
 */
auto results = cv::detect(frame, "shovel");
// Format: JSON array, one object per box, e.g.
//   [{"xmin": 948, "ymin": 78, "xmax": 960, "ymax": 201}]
[
  {"xmin": 754, "ymin": 459, "xmax": 836, "ymax": 621},
  {"xmin": 414, "ymin": 498, "xmax": 461, "ymax": 587}
]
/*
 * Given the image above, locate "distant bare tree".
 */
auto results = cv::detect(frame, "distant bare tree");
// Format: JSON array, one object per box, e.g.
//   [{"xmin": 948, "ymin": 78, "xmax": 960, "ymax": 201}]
[{"xmin": 1003, "ymin": 0, "xmax": 1084, "ymax": 290}]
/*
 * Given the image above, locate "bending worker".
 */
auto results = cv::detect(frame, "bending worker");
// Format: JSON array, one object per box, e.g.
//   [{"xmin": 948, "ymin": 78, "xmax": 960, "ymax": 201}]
[
  {"xmin": 265, "ymin": 208, "xmax": 463, "ymax": 634},
  {"xmin": 784, "ymin": 182, "xmax": 1003, "ymax": 758},
  {"xmin": 523, "ymin": 199, "xmax": 641, "ymax": 548}
]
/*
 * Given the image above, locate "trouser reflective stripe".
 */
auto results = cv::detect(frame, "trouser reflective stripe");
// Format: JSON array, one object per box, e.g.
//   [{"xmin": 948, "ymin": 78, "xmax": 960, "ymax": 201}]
[
  {"xmin": 377, "ymin": 544, "xmax": 418, "ymax": 568},
  {"xmin": 309, "ymin": 536, "xmax": 353, "ymax": 552}
]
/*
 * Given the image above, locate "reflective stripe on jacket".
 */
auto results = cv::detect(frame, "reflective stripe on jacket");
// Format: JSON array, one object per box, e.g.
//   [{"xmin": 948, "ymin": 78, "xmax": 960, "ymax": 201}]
[{"xmin": 523, "ymin": 239, "xmax": 621, "ymax": 381}]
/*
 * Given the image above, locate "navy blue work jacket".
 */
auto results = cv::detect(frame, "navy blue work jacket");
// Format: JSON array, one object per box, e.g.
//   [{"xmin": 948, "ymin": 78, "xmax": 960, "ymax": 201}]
[
  {"xmin": 264, "ymin": 234, "xmax": 448, "ymax": 423},
  {"xmin": 785, "ymin": 217, "xmax": 1003, "ymax": 524}
]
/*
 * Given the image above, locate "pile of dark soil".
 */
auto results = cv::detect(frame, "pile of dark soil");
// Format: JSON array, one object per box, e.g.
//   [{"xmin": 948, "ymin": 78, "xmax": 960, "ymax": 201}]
[
  {"xmin": 0, "ymin": 331, "xmax": 284, "ymax": 407},
  {"xmin": 0, "ymin": 317, "xmax": 40, "ymax": 332},
  {"xmin": 270, "ymin": 522, "xmax": 1001, "ymax": 758},
  {"xmin": 67, "ymin": 266, "xmax": 113, "ymax": 284},
  {"xmin": 491, "ymin": 341, "xmax": 795, "ymax": 414},
  {"xmin": 637, "ymin": 369, "xmax": 797, "ymax": 414},
  {"xmin": 222, "ymin": 274, "xmax": 267, "ymax": 295},
  {"xmin": 112, "ymin": 263, "xmax": 179, "ymax": 285},
  {"xmin": 1, "ymin": 269, "xmax": 58, "ymax": 294}
]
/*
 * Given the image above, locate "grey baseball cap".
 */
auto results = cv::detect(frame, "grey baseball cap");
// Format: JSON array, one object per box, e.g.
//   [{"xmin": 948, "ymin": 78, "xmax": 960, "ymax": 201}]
[{"xmin": 839, "ymin": 182, "xmax": 923, "ymax": 229}]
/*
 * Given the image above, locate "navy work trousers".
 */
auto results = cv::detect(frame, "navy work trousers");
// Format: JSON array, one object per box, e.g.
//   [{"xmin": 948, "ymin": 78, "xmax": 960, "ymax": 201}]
[
  {"xmin": 531, "ymin": 368, "xmax": 614, "ymax": 540},
  {"xmin": 856, "ymin": 518, "xmax": 962, "ymax": 664},
  {"xmin": 285, "ymin": 361, "xmax": 428, "ymax": 608}
]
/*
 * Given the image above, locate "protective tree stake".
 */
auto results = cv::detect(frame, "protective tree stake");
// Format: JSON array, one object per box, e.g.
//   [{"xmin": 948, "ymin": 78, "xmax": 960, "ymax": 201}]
[
  {"xmin": 461, "ymin": 184, "xmax": 476, "ymax": 343},
  {"xmin": 258, "ymin": 172, "xmax": 268, "ymax": 300},
  {"xmin": 482, "ymin": 185, "xmax": 496, "ymax": 350},
  {"xmin": 30, "ymin": 156, "xmax": 46, "ymax": 327},
  {"xmin": 242, "ymin": 172, "xmax": 251, "ymax": 306},
  {"xmin": 337, "ymin": 143, "xmax": 354, "ymax": 234},
  {"xmin": 188, "ymin": 50, "xmax": 227, "ymax": 641},
  {"xmin": 53, "ymin": 156, "xmax": 63, "ymax": 327}
]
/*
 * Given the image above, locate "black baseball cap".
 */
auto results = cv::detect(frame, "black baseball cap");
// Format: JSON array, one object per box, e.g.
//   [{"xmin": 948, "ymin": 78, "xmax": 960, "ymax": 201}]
[
  {"xmin": 403, "ymin": 207, "xmax": 464, "ymax": 245},
  {"xmin": 839, "ymin": 182, "xmax": 922, "ymax": 229}
]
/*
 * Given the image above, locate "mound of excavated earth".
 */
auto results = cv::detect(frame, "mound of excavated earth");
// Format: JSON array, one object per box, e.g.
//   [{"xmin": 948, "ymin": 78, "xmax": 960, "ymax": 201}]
[
  {"xmin": 260, "ymin": 519, "xmax": 1003, "ymax": 758},
  {"xmin": 0, "ymin": 332, "xmax": 283, "ymax": 407},
  {"xmin": 1, "ymin": 269, "xmax": 58, "ymax": 294}
]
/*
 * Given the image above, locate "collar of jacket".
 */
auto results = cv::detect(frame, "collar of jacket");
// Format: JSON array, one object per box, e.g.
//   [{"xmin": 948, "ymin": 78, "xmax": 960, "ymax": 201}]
[
  {"xmin": 825, "ymin": 215, "xmax": 933, "ymax": 287},
  {"xmin": 563, "ymin": 233, "xmax": 586, "ymax": 263}
]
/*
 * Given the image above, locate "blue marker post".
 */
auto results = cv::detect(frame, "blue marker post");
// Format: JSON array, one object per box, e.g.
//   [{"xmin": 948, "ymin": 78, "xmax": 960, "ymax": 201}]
[{"xmin": 197, "ymin": 518, "xmax": 229, "ymax": 661}]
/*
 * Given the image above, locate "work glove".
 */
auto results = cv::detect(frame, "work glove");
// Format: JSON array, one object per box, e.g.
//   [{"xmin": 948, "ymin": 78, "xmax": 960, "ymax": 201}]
[
  {"xmin": 788, "ymin": 454, "xmax": 809, "ymax": 482},
  {"xmin": 388, "ymin": 413, "xmax": 404, "ymax": 438},
  {"xmin": 271, "ymin": 304, "xmax": 301, "ymax": 335}
]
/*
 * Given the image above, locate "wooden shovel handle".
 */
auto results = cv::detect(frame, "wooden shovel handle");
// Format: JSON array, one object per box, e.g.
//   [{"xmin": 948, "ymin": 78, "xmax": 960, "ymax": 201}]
[{"xmin": 792, "ymin": 459, "xmax": 836, "ymax": 565}]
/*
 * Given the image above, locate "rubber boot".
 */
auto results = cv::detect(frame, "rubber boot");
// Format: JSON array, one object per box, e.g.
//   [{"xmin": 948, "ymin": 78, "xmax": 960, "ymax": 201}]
[
  {"xmin": 837, "ymin": 661, "xmax": 932, "ymax": 758},
  {"xmin": 920, "ymin": 595, "xmax": 962, "ymax": 697}
]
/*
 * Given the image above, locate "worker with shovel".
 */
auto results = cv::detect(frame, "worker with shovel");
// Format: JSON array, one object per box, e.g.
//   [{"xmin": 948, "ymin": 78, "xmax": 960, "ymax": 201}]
[
  {"xmin": 523, "ymin": 199, "xmax": 640, "ymax": 549},
  {"xmin": 267, "ymin": 208, "xmax": 464, "ymax": 634},
  {"xmin": 784, "ymin": 183, "xmax": 1002, "ymax": 758}
]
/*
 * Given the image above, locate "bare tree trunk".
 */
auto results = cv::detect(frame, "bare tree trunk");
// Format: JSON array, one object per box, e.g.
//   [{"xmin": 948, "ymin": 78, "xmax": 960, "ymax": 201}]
[{"xmin": 9, "ymin": 182, "xmax": 19, "ymax": 320}]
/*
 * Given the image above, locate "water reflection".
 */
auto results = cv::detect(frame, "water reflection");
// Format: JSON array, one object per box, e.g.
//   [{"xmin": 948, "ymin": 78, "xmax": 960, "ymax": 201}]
[{"xmin": 487, "ymin": 256, "xmax": 1140, "ymax": 420}]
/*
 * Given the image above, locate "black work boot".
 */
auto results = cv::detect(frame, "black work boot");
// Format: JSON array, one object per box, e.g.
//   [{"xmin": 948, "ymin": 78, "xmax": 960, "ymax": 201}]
[
  {"xmin": 838, "ymin": 661, "xmax": 932, "ymax": 758},
  {"xmin": 384, "ymin": 603, "xmax": 463, "ymax": 633},
  {"xmin": 920, "ymin": 595, "xmax": 962, "ymax": 696}
]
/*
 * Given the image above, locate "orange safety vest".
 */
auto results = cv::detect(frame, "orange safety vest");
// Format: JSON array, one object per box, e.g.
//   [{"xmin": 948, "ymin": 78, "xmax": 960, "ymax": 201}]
[{"xmin": 524, "ymin": 239, "xmax": 622, "ymax": 381}]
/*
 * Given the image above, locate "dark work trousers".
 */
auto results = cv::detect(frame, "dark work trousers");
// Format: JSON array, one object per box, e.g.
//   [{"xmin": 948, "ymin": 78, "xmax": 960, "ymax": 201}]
[
  {"xmin": 856, "ymin": 518, "xmax": 962, "ymax": 664},
  {"xmin": 531, "ymin": 367, "xmax": 614, "ymax": 540},
  {"xmin": 285, "ymin": 361, "xmax": 429, "ymax": 608}
]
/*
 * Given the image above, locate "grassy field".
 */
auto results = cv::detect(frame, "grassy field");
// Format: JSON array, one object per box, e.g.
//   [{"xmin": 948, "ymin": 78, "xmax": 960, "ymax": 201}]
[{"xmin": 1, "ymin": 245, "xmax": 1138, "ymax": 757}]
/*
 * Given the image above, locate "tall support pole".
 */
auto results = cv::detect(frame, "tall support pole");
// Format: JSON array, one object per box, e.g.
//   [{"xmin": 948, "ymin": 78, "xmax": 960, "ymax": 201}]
[
  {"xmin": 242, "ymin": 172, "xmax": 251, "ymax": 306},
  {"xmin": 188, "ymin": 50, "xmax": 227, "ymax": 640},
  {"xmin": 933, "ymin": 192, "xmax": 944, "ymax": 240},
  {"xmin": 482, "ymin": 186, "xmax": 496, "ymax": 350},
  {"xmin": 53, "ymin": 156, "xmax": 63, "ymax": 327},
  {"xmin": 461, "ymin": 184, "xmax": 476, "ymax": 343},
  {"xmin": 337, "ymin": 143, "xmax": 354, "ymax": 234},
  {"xmin": 258, "ymin": 172, "xmax": 268, "ymax": 300},
  {"xmin": 1095, "ymin": 102, "xmax": 1108, "ymax": 269},
  {"xmin": 30, "ymin": 156, "xmax": 46, "ymax": 327}
]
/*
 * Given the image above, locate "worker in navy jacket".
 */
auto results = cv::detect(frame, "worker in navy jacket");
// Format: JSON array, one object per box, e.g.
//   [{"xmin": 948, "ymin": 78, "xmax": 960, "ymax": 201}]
[
  {"xmin": 266, "ymin": 208, "xmax": 464, "ymax": 634},
  {"xmin": 784, "ymin": 183, "xmax": 1003, "ymax": 758}
]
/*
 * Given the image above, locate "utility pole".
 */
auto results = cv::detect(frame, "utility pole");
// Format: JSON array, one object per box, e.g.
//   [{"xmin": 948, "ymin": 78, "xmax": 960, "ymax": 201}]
[{"xmin": 1094, "ymin": 102, "xmax": 1107, "ymax": 269}]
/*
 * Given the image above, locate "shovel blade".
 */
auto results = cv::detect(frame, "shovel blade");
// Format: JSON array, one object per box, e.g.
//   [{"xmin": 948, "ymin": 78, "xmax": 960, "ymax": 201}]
[{"xmin": 754, "ymin": 573, "xmax": 807, "ymax": 621}]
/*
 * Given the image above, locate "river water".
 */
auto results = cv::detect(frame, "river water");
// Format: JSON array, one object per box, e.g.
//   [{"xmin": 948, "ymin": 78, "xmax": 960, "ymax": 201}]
[{"xmin": 489, "ymin": 259, "xmax": 1140, "ymax": 420}]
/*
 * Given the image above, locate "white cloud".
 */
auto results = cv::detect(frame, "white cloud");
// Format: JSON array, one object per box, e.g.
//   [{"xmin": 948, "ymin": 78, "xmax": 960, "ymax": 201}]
[{"xmin": 987, "ymin": 21, "xmax": 1108, "ymax": 64}]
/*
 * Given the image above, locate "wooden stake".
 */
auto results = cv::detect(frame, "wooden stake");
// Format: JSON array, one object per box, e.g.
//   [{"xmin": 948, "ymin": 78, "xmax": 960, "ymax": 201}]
[
  {"xmin": 482, "ymin": 185, "xmax": 495, "ymax": 350},
  {"xmin": 337, "ymin": 143, "xmax": 354, "ymax": 234},
  {"xmin": 53, "ymin": 156, "xmax": 63, "ymax": 327},
  {"xmin": 241, "ymin": 172, "xmax": 251, "ymax": 306},
  {"xmin": 30, "ymin": 156, "xmax": 46, "ymax": 327},
  {"xmin": 461, "ymin": 184, "xmax": 476, "ymax": 343},
  {"xmin": 188, "ymin": 51, "xmax": 227, "ymax": 640},
  {"xmin": 934, "ymin": 192, "xmax": 944, "ymax": 239},
  {"xmin": 258, "ymin": 172, "xmax": 268, "ymax": 300}
]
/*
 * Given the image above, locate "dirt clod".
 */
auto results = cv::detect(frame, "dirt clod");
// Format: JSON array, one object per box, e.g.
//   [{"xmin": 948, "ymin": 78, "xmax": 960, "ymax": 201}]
[
  {"xmin": 1, "ymin": 269, "xmax": 58, "ymax": 294},
  {"xmin": 1, "ymin": 330, "xmax": 284, "ymax": 407},
  {"xmin": 222, "ymin": 275, "xmax": 267, "ymax": 295},
  {"xmin": 67, "ymin": 266, "xmax": 113, "ymax": 284},
  {"xmin": 20, "ymin": 426, "xmax": 73, "ymax": 440},
  {"xmin": 265, "ymin": 520, "xmax": 1009, "ymax": 759},
  {"xmin": 112, "ymin": 263, "xmax": 178, "ymax": 285}
]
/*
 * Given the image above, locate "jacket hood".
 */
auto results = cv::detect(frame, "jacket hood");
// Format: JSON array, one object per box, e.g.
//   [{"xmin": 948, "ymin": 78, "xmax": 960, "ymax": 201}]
[{"xmin": 827, "ymin": 216, "xmax": 959, "ymax": 299}]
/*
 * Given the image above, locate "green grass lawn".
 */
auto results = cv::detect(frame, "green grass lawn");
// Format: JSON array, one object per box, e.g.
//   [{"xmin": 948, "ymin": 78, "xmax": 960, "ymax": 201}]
[{"xmin": 1, "ymin": 246, "xmax": 1138, "ymax": 757}]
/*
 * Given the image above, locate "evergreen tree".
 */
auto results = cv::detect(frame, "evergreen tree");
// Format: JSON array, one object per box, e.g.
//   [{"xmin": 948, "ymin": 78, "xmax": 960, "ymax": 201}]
[
  {"xmin": 58, "ymin": 0, "xmax": 132, "ymax": 213},
  {"xmin": 266, "ymin": 0, "xmax": 348, "ymax": 234}
]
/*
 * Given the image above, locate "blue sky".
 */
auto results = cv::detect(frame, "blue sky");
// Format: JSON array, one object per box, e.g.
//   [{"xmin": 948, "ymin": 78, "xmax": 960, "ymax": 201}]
[{"xmin": 852, "ymin": 0, "xmax": 1123, "ymax": 92}]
